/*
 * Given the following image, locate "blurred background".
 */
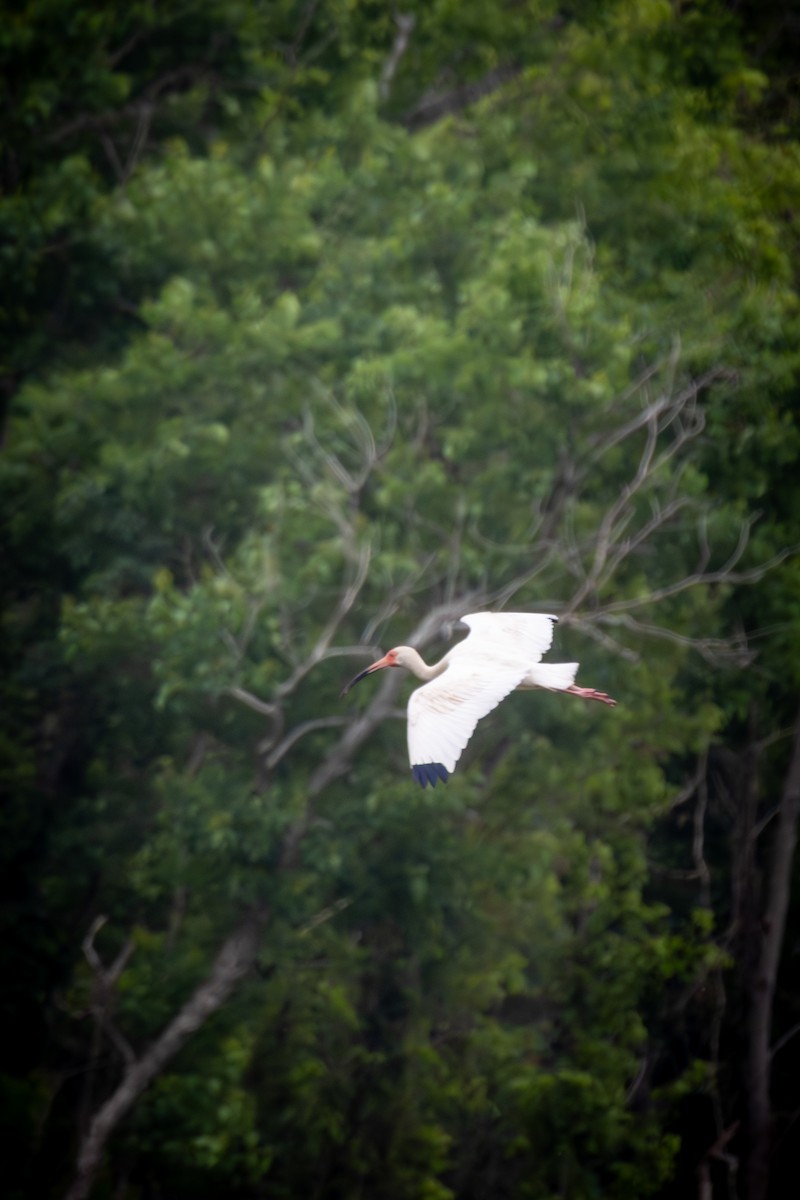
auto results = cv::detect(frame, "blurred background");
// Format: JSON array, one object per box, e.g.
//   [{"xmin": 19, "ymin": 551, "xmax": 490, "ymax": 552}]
[{"xmin": 2, "ymin": 2, "xmax": 799, "ymax": 1197}]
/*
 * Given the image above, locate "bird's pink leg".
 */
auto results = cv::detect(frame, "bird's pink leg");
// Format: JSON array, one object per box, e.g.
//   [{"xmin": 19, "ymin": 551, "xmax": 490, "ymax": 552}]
[{"xmin": 565, "ymin": 684, "xmax": 617, "ymax": 707}]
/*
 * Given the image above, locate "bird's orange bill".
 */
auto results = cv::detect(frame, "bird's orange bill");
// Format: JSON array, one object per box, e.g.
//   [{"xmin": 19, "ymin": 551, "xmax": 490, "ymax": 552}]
[{"xmin": 340, "ymin": 653, "xmax": 396, "ymax": 696}]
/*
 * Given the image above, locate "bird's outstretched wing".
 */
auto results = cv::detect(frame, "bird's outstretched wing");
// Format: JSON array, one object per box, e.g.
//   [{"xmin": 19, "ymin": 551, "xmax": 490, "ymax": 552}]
[
  {"xmin": 407, "ymin": 659, "xmax": 526, "ymax": 786},
  {"xmin": 458, "ymin": 611, "xmax": 558, "ymax": 664}
]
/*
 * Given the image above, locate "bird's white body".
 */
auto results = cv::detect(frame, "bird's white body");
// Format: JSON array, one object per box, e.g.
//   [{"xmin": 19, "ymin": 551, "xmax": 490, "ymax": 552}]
[
  {"xmin": 343, "ymin": 611, "xmax": 616, "ymax": 787},
  {"xmin": 405, "ymin": 612, "xmax": 573, "ymax": 783}
]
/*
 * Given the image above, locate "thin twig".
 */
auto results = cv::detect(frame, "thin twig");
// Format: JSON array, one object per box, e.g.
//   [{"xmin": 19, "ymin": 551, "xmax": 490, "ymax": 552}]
[
  {"xmin": 262, "ymin": 717, "xmax": 349, "ymax": 767},
  {"xmin": 297, "ymin": 897, "xmax": 353, "ymax": 937}
]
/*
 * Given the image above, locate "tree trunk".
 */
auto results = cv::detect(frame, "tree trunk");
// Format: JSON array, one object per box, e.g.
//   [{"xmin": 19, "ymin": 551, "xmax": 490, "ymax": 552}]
[
  {"xmin": 61, "ymin": 596, "xmax": 485, "ymax": 1200},
  {"xmin": 745, "ymin": 705, "xmax": 800, "ymax": 1200},
  {"xmin": 63, "ymin": 909, "xmax": 267, "ymax": 1200}
]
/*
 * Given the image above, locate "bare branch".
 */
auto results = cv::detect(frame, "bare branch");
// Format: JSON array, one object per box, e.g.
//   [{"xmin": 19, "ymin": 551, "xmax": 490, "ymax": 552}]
[
  {"xmin": 296, "ymin": 388, "xmax": 395, "ymax": 507},
  {"xmin": 47, "ymin": 67, "xmax": 209, "ymax": 146},
  {"xmin": 82, "ymin": 916, "xmax": 109, "ymax": 974},
  {"xmin": 596, "ymin": 613, "xmax": 754, "ymax": 667},
  {"xmin": 64, "ymin": 910, "xmax": 267, "ymax": 1200},
  {"xmin": 695, "ymin": 510, "xmax": 712, "ymax": 575},
  {"xmin": 106, "ymin": 30, "xmax": 148, "ymax": 69},
  {"xmin": 571, "ymin": 619, "xmax": 641, "ymax": 663},
  {"xmin": 718, "ymin": 512, "xmax": 758, "ymax": 576},
  {"xmin": 223, "ymin": 686, "xmax": 281, "ymax": 720},
  {"xmin": 300, "ymin": 407, "xmax": 358, "ymax": 493},
  {"xmin": 359, "ymin": 550, "xmax": 440, "ymax": 644},
  {"xmin": 285, "ymin": 0, "xmax": 321, "ymax": 66},
  {"xmin": 746, "ymin": 706, "xmax": 800, "ymax": 1200},
  {"xmin": 202, "ymin": 526, "xmax": 233, "ymax": 579},
  {"xmin": 771, "ymin": 1021, "xmax": 800, "ymax": 1062},
  {"xmin": 226, "ymin": 543, "xmax": 372, "ymax": 763},
  {"xmin": 273, "ymin": 540, "xmax": 371, "ymax": 704},
  {"xmin": 304, "ymin": 668, "xmax": 404, "ymax": 802},
  {"xmin": 262, "ymin": 716, "xmax": 349, "ymax": 767},
  {"xmin": 122, "ymin": 101, "xmax": 153, "ymax": 180},
  {"xmin": 670, "ymin": 756, "xmax": 710, "ymax": 812},
  {"xmin": 576, "ymin": 400, "xmax": 662, "ymax": 602},
  {"xmin": 698, "ymin": 1122, "xmax": 740, "ymax": 1200},
  {"xmin": 316, "ymin": 644, "xmax": 384, "ymax": 662},
  {"xmin": 647, "ymin": 860, "xmax": 707, "ymax": 881},
  {"xmin": 563, "ymin": 369, "xmax": 716, "ymax": 616},
  {"xmin": 405, "ymin": 63, "xmax": 523, "ymax": 129},
  {"xmin": 753, "ymin": 805, "xmax": 780, "ymax": 839},
  {"xmin": 102, "ymin": 1023, "xmax": 135, "ymax": 1070},
  {"xmin": 100, "ymin": 133, "xmax": 125, "ymax": 183},
  {"xmin": 223, "ymin": 686, "xmax": 285, "ymax": 757},
  {"xmin": 596, "ymin": 540, "xmax": 799, "ymax": 618},
  {"xmin": 297, "ymin": 897, "xmax": 353, "ymax": 937},
  {"xmin": 586, "ymin": 364, "xmax": 724, "ymax": 466},
  {"xmin": 106, "ymin": 941, "xmax": 135, "ymax": 989},
  {"xmin": 692, "ymin": 759, "xmax": 712, "ymax": 908},
  {"xmin": 186, "ymin": 732, "xmax": 211, "ymax": 779},
  {"xmin": 625, "ymin": 1053, "xmax": 651, "ymax": 1103},
  {"xmin": 379, "ymin": 13, "xmax": 416, "ymax": 101},
  {"xmin": 79, "ymin": 914, "xmax": 138, "ymax": 1132},
  {"xmin": 598, "ymin": 497, "xmax": 691, "ymax": 587}
]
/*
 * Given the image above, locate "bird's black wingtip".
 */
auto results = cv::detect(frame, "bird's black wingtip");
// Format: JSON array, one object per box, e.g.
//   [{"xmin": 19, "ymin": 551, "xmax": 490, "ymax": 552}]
[{"xmin": 411, "ymin": 763, "xmax": 450, "ymax": 788}]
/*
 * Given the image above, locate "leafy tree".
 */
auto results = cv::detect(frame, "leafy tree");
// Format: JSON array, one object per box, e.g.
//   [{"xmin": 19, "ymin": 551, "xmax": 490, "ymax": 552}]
[{"xmin": 3, "ymin": 4, "xmax": 800, "ymax": 1200}]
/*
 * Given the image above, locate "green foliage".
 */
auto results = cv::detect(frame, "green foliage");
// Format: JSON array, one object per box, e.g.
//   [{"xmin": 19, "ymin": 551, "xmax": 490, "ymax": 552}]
[{"xmin": 3, "ymin": 3, "xmax": 800, "ymax": 1199}]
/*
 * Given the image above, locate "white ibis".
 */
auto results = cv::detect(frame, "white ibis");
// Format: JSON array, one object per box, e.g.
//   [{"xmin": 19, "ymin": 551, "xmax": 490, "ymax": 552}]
[{"xmin": 342, "ymin": 612, "xmax": 616, "ymax": 787}]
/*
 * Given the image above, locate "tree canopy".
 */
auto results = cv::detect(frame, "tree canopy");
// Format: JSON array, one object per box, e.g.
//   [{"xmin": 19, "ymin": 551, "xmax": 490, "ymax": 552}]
[{"xmin": 2, "ymin": 3, "xmax": 800, "ymax": 1199}]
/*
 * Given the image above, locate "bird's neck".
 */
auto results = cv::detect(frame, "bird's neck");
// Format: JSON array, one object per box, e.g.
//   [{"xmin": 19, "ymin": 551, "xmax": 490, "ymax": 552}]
[{"xmin": 405, "ymin": 647, "xmax": 447, "ymax": 683}]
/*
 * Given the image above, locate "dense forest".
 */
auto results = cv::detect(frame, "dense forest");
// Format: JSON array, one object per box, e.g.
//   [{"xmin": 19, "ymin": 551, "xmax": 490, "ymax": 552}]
[{"xmin": 2, "ymin": 2, "xmax": 800, "ymax": 1198}]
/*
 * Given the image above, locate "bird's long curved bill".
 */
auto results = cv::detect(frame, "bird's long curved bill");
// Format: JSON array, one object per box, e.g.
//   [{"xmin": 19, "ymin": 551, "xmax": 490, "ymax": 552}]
[{"xmin": 340, "ymin": 654, "xmax": 392, "ymax": 697}]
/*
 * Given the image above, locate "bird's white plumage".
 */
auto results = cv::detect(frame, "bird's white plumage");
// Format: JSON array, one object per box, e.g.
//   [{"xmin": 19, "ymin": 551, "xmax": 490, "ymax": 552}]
[
  {"xmin": 457, "ymin": 612, "xmax": 558, "ymax": 665},
  {"xmin": 407, "ymin": 659, "xmax": 526, "ymax": 774},
  {"xmin": 343, "ymin": 608, "xmax": 616, "ymax": 786},
  {"xmin": 407, "ymin": 612, "xmax": 560, "ymax": 774}
]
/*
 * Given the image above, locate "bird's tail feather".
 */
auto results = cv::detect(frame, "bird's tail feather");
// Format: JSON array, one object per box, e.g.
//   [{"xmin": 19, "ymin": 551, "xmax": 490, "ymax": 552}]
[{"xmin": 526, "ymin": 662, "xmax": 579, "ymax": 691}]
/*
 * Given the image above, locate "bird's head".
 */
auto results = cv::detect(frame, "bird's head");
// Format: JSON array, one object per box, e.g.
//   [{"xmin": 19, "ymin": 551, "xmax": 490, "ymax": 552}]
[{"xmin": 341, "ymin": 646, "xmax": 408, "ymax": 696}]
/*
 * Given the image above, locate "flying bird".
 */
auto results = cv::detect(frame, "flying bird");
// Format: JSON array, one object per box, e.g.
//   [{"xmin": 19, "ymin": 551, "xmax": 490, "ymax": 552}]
[{"xmin": 342, "ymin": 612, "xmax": 616, "ymax": 787}]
